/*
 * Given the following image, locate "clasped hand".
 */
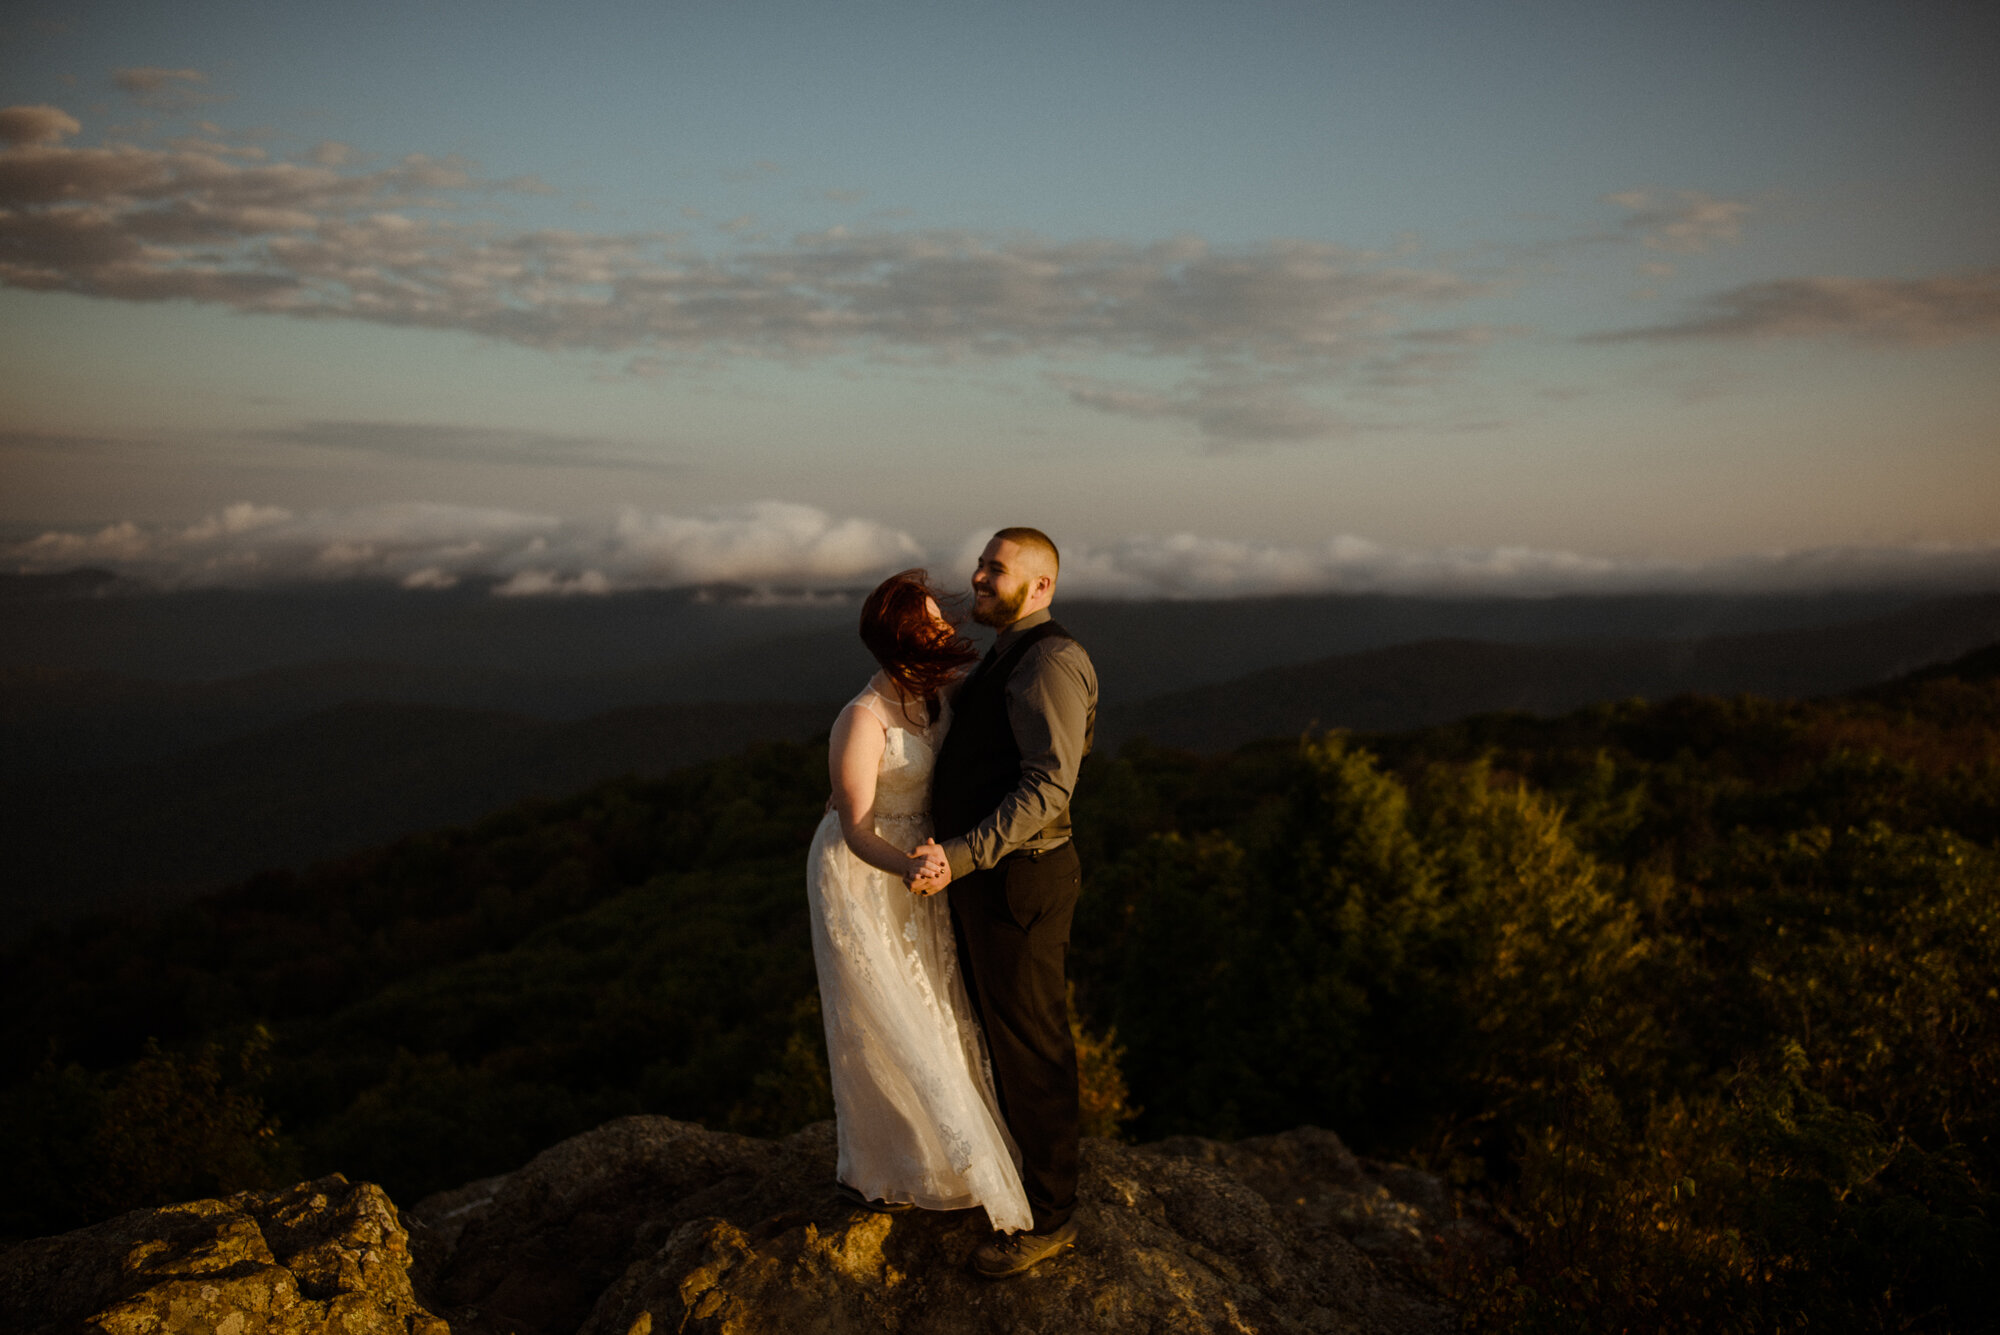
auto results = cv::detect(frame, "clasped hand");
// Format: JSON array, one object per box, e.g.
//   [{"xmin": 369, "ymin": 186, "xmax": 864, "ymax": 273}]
[{"xmin": 905, "ymin": 838, "xmax": 950, "ymax": 896}]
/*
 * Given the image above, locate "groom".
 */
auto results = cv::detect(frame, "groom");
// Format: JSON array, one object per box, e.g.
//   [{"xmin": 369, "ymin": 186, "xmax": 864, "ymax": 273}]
[{"xmin": 909, "ymin": 526, "xmax": 1097, "ymax": 1278}]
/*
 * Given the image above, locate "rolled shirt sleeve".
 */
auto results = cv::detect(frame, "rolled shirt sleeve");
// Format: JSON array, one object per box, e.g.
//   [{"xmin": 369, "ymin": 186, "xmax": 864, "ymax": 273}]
[{"xmin": 941, "ymin": 636, "xmax": 1097, "ymax": 880}]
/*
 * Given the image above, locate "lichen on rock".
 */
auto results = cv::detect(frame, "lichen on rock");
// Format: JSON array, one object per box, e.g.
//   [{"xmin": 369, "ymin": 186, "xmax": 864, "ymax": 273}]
[
  {"xmin": 2, "ymin": 1117, "xmax": 1497, "ymax": 1335},
  {"xmin": 0, "ymin": 1174, "xmax": 446, "ymax": 1335},
  {"xmin": 411, "ymin": 1117, "xmax": 1486, "ymax": 1335}
]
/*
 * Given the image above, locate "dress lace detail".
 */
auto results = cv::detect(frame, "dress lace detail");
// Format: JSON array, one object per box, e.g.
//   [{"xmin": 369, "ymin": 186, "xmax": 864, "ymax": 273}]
[{"xmin": 805, "ymin": 682, "xmax": 1030, "ymax": 1233}]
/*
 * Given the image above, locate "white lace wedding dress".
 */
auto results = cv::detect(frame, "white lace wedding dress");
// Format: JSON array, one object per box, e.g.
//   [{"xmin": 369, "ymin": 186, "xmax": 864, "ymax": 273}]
[{"xmin": 805, "ymin": 681, "xmax": 1030, "ymax": 1233}]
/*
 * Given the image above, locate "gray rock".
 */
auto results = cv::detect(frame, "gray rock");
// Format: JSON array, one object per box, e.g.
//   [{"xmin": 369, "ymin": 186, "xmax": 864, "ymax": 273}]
[
  {"xmin": 412, "ymin": 1116, "xmax": 781, "ymax": 1335},
  {"xmin": 4, "ymin": 1118, "xmax": 1498, "ymax": 1335},
  {"xmin": 410, "ymin": 1117, "xmax": 1487, "ymax": 1335},
  {"xmin": 0, "ymin": 1174, "xmax": 446, "ymax": 1335}
]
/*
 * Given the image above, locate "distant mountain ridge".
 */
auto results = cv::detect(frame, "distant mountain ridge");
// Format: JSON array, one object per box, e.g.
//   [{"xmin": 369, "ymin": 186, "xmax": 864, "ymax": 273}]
[
  {"xmin": 1100, "ymin": 592, "xmax": 2000, "ymax": 751},
  {"xmin": 0, "ymin": 585, "xmax": 1941, "ymax": 771},
  {"xmin": 2, "ymin": 576, "xmax": 1930, "ymax": 681},
  {"xmin": 5, "ymin": 588, "xmax": 1998, "ymax": 926}
]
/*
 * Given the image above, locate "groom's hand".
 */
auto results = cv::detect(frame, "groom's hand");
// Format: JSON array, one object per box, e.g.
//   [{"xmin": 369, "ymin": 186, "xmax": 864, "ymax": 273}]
[
  {"xmin": 907, "ymin": 848, "xmax": 947, "ymax": 884},
  {"xmin": 905, "ymin": 839, "xmax": 950, "ymax": 894},
  {"xmin": 905, "ymin": 838, "xmax": 946, "ymax": 881}
]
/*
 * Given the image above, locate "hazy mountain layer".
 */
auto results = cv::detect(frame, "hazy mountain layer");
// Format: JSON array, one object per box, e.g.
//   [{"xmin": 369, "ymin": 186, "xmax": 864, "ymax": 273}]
[
  {"xmin": 0, "ymin": 583, "xmax": 1938, "ymax": 772},
  {"xmin": 1101, "ymin": 592, "xmax": 2000, "ymax": 751},
  {"xmin": 5, "ymin": 586, "xmax": 1996, "ymax": 922}
]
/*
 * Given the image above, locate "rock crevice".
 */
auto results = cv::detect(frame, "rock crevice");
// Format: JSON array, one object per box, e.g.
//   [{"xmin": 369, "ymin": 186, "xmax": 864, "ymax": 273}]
[{"xmin": 3, "ymin": 1118, "xmax": 1499, "ymax": 1335}]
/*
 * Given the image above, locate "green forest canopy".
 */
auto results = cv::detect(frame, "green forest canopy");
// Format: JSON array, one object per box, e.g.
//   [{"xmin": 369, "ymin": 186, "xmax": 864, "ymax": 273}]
[{"xmin": 5, "ymin": 644, "xmax": 1998, "ymax": 1331}]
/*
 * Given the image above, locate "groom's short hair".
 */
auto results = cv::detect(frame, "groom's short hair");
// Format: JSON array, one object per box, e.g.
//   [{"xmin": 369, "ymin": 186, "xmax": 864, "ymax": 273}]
[{"xmin": 992, "ymin": 526, "xmax": 1059, "ymax": 579}]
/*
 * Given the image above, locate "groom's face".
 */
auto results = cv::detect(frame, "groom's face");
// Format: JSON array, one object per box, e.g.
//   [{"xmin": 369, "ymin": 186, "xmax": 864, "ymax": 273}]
[{"xmin": 970, "ymin": 538, "xmax": 1034, "ymax": 628}]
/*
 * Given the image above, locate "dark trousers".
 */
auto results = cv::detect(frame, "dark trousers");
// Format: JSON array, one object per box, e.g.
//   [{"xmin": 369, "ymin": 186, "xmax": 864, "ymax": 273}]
[{"xmin": 948, "ymin": 841, "xmax": 1082, "ymax": 1234}]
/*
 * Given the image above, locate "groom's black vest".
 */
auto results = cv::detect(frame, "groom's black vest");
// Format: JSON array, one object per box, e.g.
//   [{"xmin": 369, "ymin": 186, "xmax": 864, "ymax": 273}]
[{"xmin": 932, "ymin": 619, "xmax": 1079, "ymax": 844}]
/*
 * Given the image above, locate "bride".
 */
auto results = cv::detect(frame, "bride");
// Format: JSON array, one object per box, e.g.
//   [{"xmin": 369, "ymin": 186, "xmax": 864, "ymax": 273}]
[{"xmin": 805, "ymin": 570, "xmax": 1031, "ymax": 1234}]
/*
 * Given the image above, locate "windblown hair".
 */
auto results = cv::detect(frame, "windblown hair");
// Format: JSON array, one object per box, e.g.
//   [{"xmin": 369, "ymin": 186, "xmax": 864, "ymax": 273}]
[{"xmin": 859, "ymin": 569, "xmax": 980, "ymax": 718}]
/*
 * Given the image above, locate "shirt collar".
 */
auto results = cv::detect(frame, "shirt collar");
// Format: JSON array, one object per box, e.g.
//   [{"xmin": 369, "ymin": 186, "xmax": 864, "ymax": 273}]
[{"xmin": 991, "ymin": 606, "xmax": 1052, "ymax": 653}]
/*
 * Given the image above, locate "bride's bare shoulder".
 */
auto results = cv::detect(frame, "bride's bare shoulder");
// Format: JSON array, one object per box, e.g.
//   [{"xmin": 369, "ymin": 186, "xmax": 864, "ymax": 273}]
[{"xmin": 845, "ymin": 673, "xmax": 917, "ymax": 732}]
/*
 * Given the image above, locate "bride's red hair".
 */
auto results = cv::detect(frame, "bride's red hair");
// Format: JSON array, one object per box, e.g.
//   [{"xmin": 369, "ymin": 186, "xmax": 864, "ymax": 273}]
[{"xmin": 860, "ymin": 569, "xmax": 979, "ymax": 707}]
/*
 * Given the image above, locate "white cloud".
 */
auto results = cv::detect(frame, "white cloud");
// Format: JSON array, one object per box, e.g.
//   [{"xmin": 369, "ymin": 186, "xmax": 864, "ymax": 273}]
[
  {"xmin": 1588, "ymin": 270, "xmax": 2000, "ymax": 345},
  {"xmin": 1052, "ymin": 532, "xmax": 1625, "ymax": 597},
  {"xmin": 1046, "ymin": 533, "xmax": 2000, "ymax": 598},
  {"xmin": 179, "ymin": 501, "xmax": 291, "ymax": 541},
  {"xmin": 400, "ymin": 566, "xmax": 460, "ymax": 591},
  {"xmin": 10, "ymin": 503, "xmax": 1999, "ymax": 596},
  {"xmin": 602, "ymin": 502, "xmax": 925, "ymax": 585},
  {"xmin": 493, "ymin": 569, "xmax": 614, "ymax": 597},
  {"xmin": 10, "ymin": 519, "xmax": 155, "ymax": 564},
  {"xmin": 2, "ymin": 500, "xmax": 925, "ymax": 593}
]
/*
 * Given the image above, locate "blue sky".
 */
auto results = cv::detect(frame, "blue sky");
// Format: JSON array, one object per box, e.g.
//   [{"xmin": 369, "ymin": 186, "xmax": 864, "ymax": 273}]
[{"xmin": 2, "ymin": 0, "xmax": 1996, "ymax": 596}]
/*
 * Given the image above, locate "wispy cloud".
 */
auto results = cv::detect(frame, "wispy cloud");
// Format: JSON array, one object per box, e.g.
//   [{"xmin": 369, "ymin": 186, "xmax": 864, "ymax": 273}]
[
  {"xmin": 112, "ymin": 67, "xmax": 225, "ymax": 112},
  {"xmin": 0, "ymin": 428, "xmax": 131, "ymax": 454},
  {"xmin": 0, "ymin": 106, "xmax": 1491, "ymax": 444},
  {"xmin": 1588, "ymin": 270, "xmax": 2000, "ymax": 345},
  {"xmin": 1603, "ymin": 188, "xmax": 1751, "ymax": 254},
  {"xmin": 306, "ymin": 140, "xmax": 359, "ymax": 167},
  {"xmin": 1054, "ymin": 374, "xmax": 1353, "ymax": 445},
  {"xmin": 261, "ymin": 421, "xmax": 680, "ymax": 471}
]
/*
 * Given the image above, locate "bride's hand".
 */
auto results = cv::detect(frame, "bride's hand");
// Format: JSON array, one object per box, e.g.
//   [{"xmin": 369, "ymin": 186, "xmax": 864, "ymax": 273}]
[{"xmin": 904, "ymin": 841, "xmax": 948, "ymax": 889}]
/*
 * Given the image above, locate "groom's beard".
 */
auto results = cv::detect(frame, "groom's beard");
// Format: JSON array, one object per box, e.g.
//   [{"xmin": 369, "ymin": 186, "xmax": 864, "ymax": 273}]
[{"xmin": 971, "ymin": 582, "xmax": 1029, "ymax": 628}]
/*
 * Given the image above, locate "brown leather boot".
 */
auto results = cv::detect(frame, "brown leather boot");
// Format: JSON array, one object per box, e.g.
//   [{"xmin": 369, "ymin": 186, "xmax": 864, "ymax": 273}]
[{"xmin": 971, "ymin": 1219, "xmax": 1079, "ymax": 1277}]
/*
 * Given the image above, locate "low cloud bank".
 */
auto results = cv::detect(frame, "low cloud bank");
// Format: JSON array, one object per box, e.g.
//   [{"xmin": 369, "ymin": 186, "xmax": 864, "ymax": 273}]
[
  {"xmin": 8, "ymin": 503, "xmax": 1999, "ymax": 599},
  {"xmin": 2, "ymin": 501, "xmax": 922, "ymax": 594},
  {"xmin": 1052, "ymin": 533, "xmax": 2000, "ymax": 597}
]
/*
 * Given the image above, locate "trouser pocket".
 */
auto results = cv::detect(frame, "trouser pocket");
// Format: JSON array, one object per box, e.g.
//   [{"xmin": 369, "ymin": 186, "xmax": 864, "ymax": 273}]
[{"xmin": 1001, "ymin": 844, "xmax": 1081, "ymax": 934}]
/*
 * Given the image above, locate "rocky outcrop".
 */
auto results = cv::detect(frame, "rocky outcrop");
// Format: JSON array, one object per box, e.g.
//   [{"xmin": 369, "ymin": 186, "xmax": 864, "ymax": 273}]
[
  {"xmin": 409, "ymin": 1118, "xmax": 785, "ymax": 1335},
  {"xmin": 2, "ymin": 1119, "xmax": 1499, "ymax": 1335},
  {"xmin": 0, "ymin": 1175, "xmax": 445, "ymax": 1335},
  {"xmin": 410, "ymin": 1117, "xmax": 1495, "ymax": 1335}
]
